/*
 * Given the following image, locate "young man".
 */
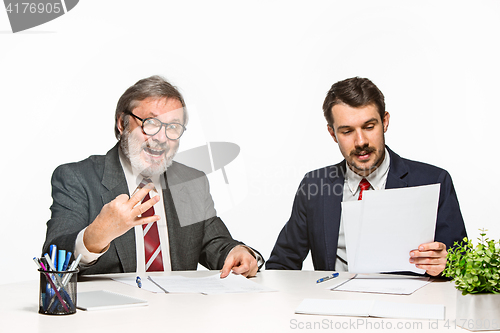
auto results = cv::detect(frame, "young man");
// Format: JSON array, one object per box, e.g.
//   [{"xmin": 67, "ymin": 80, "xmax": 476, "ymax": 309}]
[{"xmin": 266, "ymin": 77, "xmax": 466, "ymax": 276}]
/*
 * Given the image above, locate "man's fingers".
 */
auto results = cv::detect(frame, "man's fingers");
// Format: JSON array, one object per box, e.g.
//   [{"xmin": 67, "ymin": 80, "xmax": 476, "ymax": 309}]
[
  {"xmin": 231, "ymin": 262, "xmax": 250, "ymax": 275},
  {"xmin": 246, "ymin": 264, "xmax": 258, "ymax": 278},
  {"xmin": 417, "ymin": 242, "xmax": 446, "ymax": 252},
  {"xmin": 410, "ymin": 250, "xmax": 447, "ymax": 258},
  {"xmin": 114, "ymin": 193, "xmax": 130, "ymax": 203},
  {"xmin": 410, "ymin": 256, "xmax": 445, "ymax": 265},
  {"xmin": 410, "ymin": 242, "xmax": 447, "ymax": 258},
  {"xmin": 132, "ymin": 194, "xmax": 160, "ymax": 216},
  {"xmin": 416, "ymin": 264, "xmax": 446, "ymax": 276},
  {"xmin": 134, "ymin": 215, "xmax": 161, "ymax": 226},
  {"xmin": 220, "ymin": 257, "xmax": 234, "ymax": 278},
  {"xmin": 128, "ymin": 184, "xmax": 155, "ymax": 207},
  {"xmin": 238, "ymin": 259, "xmax": 258, "ymax": 277}
]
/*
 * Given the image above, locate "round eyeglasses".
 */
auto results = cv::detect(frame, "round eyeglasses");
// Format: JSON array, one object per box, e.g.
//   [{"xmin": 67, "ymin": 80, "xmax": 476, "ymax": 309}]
[{"xmin": 125, "ymin": 111, "xmax": 186, "ymax": 140}]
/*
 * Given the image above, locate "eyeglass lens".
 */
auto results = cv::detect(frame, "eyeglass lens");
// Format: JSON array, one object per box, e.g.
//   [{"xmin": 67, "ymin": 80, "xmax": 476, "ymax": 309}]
[{"xmin": 142, "ymin": 118, "xmax": 184, "ymax": 139}]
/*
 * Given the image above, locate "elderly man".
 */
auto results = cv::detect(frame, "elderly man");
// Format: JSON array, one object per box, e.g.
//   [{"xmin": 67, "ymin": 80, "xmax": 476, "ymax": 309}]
[
  {"xmin": 266, "ymin": 77, "xmax": 467, "ymax": 276},
  {"xmin": 43, "ymin": 75, "xmax": 261, "ymax": 277}
]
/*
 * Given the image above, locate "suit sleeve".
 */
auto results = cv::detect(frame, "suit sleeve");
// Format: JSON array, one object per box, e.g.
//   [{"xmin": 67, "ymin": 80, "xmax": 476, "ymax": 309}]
[
  {"xmin": 196, "ymin": 175, "xmax": 245, "ymax": 270},
  {"xmin": 435, "ymin": 170, "xmax": 467, "ymax": 248},
  {"xmin": 42, "ymin": 164, "xmax": 91, "ymax": 257},
  {"xmin": 266, "ymin": 177, "xmax": 310, "ymax": 270}
]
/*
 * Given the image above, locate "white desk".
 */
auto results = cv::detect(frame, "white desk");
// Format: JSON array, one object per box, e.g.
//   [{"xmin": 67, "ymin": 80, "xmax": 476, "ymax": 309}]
[{"xmin": 1, "ymin": 271, "xmax": 482, "ymax": 333}]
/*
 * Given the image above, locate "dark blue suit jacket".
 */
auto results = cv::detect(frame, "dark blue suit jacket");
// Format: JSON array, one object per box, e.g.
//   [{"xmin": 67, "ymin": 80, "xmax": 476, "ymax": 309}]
[{"xmin": 266, "ymin": 147, "xmax": 467, "ymax": 270}]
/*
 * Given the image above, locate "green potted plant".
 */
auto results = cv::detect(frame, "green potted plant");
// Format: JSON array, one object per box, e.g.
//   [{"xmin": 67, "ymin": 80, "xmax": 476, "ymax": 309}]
[{"xmin": 443, "ymin": 229, "xmax": 500, "ymax": 331}]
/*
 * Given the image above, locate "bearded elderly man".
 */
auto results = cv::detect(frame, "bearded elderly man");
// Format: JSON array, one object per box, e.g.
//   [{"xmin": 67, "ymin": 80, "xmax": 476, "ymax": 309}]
[
  {"xmin": 43, "ymin": 75, "xmax": 261, "ymax": 277},
  {"xmin": 266, "ymin": 77, "xmax": 467, "ymax": 276}
]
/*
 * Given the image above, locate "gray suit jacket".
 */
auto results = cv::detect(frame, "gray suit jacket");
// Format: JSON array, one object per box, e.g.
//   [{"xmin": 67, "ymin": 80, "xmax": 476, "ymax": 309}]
[{"xmin": 43, "ymin": 143, "xmax": 243, "ymax": 275}]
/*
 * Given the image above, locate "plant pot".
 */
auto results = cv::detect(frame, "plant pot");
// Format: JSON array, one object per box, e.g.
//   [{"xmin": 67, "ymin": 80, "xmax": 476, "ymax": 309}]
[{"xmin": 456, "ymin": 290, "xmax": 500, "ymax": 331}]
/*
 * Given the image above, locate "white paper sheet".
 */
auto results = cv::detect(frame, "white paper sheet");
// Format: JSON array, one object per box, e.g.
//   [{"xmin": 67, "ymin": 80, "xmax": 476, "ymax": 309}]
[
  {"xmin": 330, "ymin": 275, "xmax": 430, "ymax": 295},
  {"xmin": 113, "ymin": 273, "xmax": 276, "ymax": 294},
  {"xmin": 77, "ymin": 290, "xmax": 148, "ymax": 311},
  {"xmin": 342, "ymin": 184, "xmax": 440, "ymax": 274},
  {"xmin": 295, "ymin": 298, "xmax": 445, "ymax": 320}
]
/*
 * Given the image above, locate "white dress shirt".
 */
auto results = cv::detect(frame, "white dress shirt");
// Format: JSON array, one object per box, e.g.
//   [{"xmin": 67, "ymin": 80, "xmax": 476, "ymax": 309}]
[{"xmin": 335, "ymin": 148, "xmax": 391, "ymax": 271}]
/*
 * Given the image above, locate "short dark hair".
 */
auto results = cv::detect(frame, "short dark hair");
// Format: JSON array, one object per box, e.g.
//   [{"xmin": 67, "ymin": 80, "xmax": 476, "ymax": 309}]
[
  {"xmin": 114, "ymin": 75, "xmax": 187, "ymax": 139},
  {"xmin": 322, "ymin": 77, "xmax": 385, "ymax": 126}
]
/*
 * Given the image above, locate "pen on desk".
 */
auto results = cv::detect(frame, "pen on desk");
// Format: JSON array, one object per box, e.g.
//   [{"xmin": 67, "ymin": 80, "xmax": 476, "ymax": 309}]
[
  {"xmin": 136, "ymin": 276, "xmax": 142, "ymax": 288},
  {"xmin": 147, "ymin": 276, "xmax": 169, "ymax": 293},
  {"xmin": 316, "ymin": 272, "xmax": 339, "ymax": 283}
]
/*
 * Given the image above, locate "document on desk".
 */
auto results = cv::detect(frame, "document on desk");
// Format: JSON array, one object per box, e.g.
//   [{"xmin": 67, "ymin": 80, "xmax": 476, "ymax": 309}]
[
  {"xmin": 342, "ymin": 184, "xmax": 440, "ymax": 274},
  {"xmin": 77, "ymin": 290, "xmax": 148, "ymax": 311},
  {"xmin": 295, "ymin": 299, "xmax": 445, "ymax": 320},
  {"xmin": 329, "ymin": 274, "xmax": 431, "ymax": 295},
  {"xmin": 113, "ymin": 273, "xmax": 276, "ymax": 294}
]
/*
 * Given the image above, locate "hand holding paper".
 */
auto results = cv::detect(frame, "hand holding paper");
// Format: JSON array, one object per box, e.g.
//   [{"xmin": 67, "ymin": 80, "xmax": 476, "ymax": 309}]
[
  {"xmin": 342, "ymin": 184, "xmax": 441, "ymax": 274},
  {"xmin": 409, "ymin": 241, "xmax": 447, "ymax": 276}
]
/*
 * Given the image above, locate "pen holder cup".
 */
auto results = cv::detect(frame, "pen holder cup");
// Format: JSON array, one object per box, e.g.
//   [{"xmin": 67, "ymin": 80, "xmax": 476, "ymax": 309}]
[{"xmin": 38, "ymin": 268, "xmax": 78, "ymax": 315}]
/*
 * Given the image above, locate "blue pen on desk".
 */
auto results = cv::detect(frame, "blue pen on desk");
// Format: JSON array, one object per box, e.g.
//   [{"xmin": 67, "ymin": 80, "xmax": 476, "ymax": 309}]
[
  {"xmin": 136, "ymin": 276, "xmax": 142, "ymax": 288},
  {"xmin": 316, "ymin": 272, "xmax": 339, "ymax": 283}
]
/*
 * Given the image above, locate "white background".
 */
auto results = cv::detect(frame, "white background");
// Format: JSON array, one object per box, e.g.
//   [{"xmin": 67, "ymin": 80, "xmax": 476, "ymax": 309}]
[{"xmin": 1, "ymin": 1, "xmax": 499, "ymax": 285}]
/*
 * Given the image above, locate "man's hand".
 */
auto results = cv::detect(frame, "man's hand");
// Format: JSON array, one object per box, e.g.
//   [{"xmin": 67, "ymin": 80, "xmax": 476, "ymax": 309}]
[
  {"xmin": 409, "ymin": 242, "xmax": 447, "ymax": 276},
  {"xmin": 220, "ymin": 245, "xmax": 258, "ymax": 278},
  {"xmin": 83, "ymin": 184, "xmax": 160, "ymax": 253}
]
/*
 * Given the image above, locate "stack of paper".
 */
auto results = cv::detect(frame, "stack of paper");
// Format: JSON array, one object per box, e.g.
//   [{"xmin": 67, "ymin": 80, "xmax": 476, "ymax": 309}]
[
  {"xmin": 113, "ymin": 273, "xmax": 276, "ymax": 294},
  {"xmin": 77, "ymin": 290, "xmax": 148, "ymax": 311},
  {"xmin": 329, "ymin": 274, "xmax": 430, "ymax": 295},
  {"xmin": 342, "ymin": 184, "xmax": 440, "ymax": 274},
  {"xmin": 295, "ymin": 298, "xmax": 445, "ymax": 320}
]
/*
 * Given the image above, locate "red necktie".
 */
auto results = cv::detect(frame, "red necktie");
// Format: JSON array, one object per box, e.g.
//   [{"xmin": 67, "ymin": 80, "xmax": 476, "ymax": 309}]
[
  {"xmin": 358, "ymin": 178, "xmax": 371, "ymax": 200},
  {"xmin": 140, "ymin": 179, "xmax": 164, "ymax": 272}
]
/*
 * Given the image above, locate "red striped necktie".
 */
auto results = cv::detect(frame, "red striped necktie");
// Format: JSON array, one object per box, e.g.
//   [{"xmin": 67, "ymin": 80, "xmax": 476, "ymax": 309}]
[
  {"xmin": 139, "ymin": 178, "xmax": 164, "ymax": 272},
  {"xmin": 358, "ymin": 178, "xmax": 371, "ymax": 200}
]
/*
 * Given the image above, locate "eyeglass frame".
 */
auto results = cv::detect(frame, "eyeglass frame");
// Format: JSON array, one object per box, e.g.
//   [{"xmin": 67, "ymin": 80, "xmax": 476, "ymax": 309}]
[{"xmin": 124, "ymin": 110, "xmax": 187, "ymax": 140}]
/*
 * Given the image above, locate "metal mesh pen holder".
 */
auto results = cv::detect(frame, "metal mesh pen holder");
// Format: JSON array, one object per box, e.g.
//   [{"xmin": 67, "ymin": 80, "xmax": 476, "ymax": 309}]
[{"xmin": 38, "ymin": 268, "xmax": 78, "ymax": 315}]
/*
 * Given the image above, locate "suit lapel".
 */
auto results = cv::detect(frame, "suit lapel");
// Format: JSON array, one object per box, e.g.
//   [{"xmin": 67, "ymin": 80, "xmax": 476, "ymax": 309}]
[
  {"xmin": 161, "ymin": 166, "xmax": 185, "ymax": 271},
  {"xmin": 100, "ymin": 144, "xmax": 137, "ymax": 273},
  {"xmin": 385, "ymin": 146, "xmax": 409, "ymax": 189}
]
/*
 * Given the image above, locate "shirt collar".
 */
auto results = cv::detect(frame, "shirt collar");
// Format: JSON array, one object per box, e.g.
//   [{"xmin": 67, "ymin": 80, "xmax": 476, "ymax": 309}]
[{"xmin": 345, "ymin": 147, "xmax": 391, "ymax": 195}]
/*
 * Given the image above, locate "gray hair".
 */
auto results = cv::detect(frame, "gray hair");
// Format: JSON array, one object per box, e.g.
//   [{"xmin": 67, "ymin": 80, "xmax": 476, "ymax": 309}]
[{"xmin": 114, "ymin": 75, "xmax": 188, "ymax": 139}]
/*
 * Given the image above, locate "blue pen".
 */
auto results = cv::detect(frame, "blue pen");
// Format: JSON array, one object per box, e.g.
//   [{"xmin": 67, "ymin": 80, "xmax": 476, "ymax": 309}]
[
  {"xmin": 136, "ymin": 276, "xmax": 142, "ymax": 288},
  {"xmin": 50, "ymin": 245, "xmax": 57, "ymax": 268},
  {"xmin": 316, "ymin": 272, "xmax": 339, "ymax": 283},
  {"xmin": 62, "ymin": 252, "xmax": 72, "ymax": 271},
  {"xmin": 58, "ymin": 250, "xmax": 66, "ymax": 272}
]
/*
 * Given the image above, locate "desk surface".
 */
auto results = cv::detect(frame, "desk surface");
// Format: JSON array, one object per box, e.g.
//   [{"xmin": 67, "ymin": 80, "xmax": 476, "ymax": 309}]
[{"xmin": 1, "ymin": 270, "xmax": 482, "ymax": 333}]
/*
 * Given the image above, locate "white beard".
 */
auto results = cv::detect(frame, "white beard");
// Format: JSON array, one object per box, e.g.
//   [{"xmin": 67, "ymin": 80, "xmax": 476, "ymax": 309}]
[{"xmin": 120, "ymin": 128, "xmax": 178, "ymax": 177}]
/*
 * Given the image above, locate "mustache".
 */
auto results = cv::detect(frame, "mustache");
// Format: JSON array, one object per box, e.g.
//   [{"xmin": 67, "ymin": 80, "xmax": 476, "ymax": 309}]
[
  {"xmin": 142, "ymin": 139, "xmax": 168, "ymax": 150},
  {"xmin": 350, "ymin": 145, "xmax": 376, "ymax": 156}
]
